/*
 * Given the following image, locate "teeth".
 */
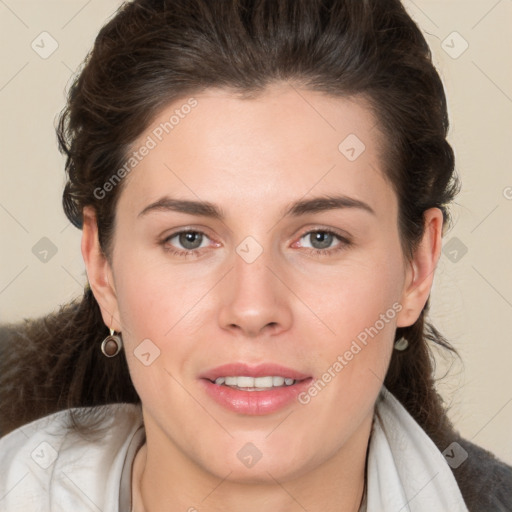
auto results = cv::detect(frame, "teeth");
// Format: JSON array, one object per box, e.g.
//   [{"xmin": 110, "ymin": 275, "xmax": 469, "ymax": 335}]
[
  {"xmin": 214, "ymin": 376, "xmax": 297, "ymax": 389},
  {"xmin": 254, "ymin": 376, "xmax": 273, "ymax": 387}
]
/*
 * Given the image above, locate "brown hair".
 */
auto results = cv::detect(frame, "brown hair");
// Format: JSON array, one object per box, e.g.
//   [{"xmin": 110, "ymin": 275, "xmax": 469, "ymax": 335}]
[{"xmin": 3, "ymin": 0, "xmax": 461, "ymax": 468}]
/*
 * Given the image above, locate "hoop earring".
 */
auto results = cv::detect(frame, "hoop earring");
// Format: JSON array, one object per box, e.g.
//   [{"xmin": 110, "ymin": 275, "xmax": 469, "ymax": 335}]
[
  {"xmin": 394, "ymin": 336, "xmax": 409, "ymax": 351},
  {"xmin": 101, "ymin": 328, "xmax": 123, "ymax": 357}
]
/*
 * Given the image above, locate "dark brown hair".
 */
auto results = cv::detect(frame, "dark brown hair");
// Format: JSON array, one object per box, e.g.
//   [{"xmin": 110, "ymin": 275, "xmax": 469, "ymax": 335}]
[{"xmin": 3, "ymin": 0, "xmax": 461, "ymax": 469}]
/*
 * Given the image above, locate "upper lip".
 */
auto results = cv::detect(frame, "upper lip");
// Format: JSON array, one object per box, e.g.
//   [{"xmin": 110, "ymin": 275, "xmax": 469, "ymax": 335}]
[{"xmin": 199, "ymin": 363, "xmax": 311, "ymax": 382}]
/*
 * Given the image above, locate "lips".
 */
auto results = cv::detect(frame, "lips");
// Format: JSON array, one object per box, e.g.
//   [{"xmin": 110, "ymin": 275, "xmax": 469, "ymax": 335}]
[{"xmin": 199, "ymin": 363, "xmax": 313, "ymax": 415}]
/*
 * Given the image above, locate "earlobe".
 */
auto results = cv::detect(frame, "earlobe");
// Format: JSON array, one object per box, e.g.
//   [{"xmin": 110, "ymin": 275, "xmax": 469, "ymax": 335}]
[
  {"xmin": 81, "ymin": 206, "xmax": 121, "ymax": 331},
  {"xmin": 396, "ymin": 208, "xmax": 443, "ymax": 328}
]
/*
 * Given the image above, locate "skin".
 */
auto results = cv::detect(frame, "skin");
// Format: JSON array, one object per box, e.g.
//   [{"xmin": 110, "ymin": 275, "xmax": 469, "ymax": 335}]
[{"xmin": 82, "ymin": 83, "xmax": 443, "ymax": 512}]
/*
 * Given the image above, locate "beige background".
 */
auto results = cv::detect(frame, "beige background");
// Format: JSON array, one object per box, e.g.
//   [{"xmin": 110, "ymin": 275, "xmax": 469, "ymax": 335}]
[{"xmin": 0, "ymin": 0, "xmax": 511, "ymax": 464}]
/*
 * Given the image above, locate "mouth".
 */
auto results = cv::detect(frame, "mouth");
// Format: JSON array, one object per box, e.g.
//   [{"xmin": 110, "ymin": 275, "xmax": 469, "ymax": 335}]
[{"xmin": 199, "ymin": 363, "xmax": 313, "ymax": 415}]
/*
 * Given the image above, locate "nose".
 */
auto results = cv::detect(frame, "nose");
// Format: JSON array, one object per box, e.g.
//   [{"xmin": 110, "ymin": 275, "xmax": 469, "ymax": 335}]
[{"xmin": 217, "ymin": 246, "xmax": 293, "ymax": 338}]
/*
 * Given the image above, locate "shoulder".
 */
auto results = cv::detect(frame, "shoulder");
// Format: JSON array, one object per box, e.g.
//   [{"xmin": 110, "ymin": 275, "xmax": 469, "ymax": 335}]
[
  {"xmin": 450, "ymin": 436, "xmax": 512, "ymax": 512},
  {"xmin": 375, "ymin": 388, "xmax": 512, "ymax": 511},
  {"xmin": 0, "ymin": 403, "xmax": 144, "ymax": 512}
]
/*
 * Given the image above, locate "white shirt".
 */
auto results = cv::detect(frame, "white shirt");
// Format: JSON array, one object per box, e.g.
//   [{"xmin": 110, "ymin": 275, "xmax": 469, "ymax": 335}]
[{"xmin": 0, "ymin": 387, "xmax": 468, "ymax": 511}]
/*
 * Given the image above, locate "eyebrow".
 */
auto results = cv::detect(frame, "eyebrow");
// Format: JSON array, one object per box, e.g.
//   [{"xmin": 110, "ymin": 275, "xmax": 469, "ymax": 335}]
[{"xmin": 137, "ymin": 194, "xmax": 376, "ymax": 220}]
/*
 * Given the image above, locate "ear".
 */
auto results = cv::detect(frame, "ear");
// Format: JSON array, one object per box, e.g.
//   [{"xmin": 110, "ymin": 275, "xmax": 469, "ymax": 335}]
[
  {"xmin": 81, "ymin": 206, "xmax": 122, "ymax": 332},
  {"xmin": 396, "ymin": 207, "xmax": 444, "ymax": 328}
]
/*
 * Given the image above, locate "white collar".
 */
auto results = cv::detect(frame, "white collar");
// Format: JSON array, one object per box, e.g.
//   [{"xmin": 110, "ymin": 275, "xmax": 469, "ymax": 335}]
[
  {"xmin": 0, "ymin": 389, "xmax": 468, "ymax": 511},
  {"xmin": 363, "ymin": 387, "xmax": 468, "ymax": 511}
]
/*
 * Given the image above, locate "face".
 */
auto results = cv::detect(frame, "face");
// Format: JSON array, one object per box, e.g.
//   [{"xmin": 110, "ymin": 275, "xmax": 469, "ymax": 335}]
[{"xmin": 84, "ymin": 83, "xmax": 438, "ymax": 484}]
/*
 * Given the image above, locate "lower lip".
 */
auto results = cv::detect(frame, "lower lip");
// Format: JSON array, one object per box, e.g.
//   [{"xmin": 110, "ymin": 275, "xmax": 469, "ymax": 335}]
[{"xmin": 200, "ymin": 378, "xmax": 313, "ymax": 415}]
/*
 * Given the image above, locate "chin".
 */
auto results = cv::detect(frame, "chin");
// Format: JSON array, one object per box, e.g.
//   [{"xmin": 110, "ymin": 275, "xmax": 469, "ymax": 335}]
[
  {"xmin": 209, "ymin": 460, "xmax": 305, "ymax": 485},
  {"xmin": 194, "ymin": 438, "xmax": 318, "ymax": 485}
]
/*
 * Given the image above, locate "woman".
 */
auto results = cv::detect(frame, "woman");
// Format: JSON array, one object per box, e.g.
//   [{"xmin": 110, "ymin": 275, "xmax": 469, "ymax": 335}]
[{"xmin": 0, "ymin": 0, "xmax": 510, "ymax": 510}]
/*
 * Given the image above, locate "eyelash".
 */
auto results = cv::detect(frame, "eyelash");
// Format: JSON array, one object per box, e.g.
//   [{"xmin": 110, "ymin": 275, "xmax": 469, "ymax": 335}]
[
  {"xmin": 300, "ymin": 229, "xmax": 352, "ymax": 256},
  {"xmin": 161, "ymin": 228, "xmax": 352, "ymax": 258}
]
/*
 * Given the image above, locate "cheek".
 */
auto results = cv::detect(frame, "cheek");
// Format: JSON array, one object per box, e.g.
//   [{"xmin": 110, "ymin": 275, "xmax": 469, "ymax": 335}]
[
  {"xmin": 302, "ymin": 243, "xmax": 405, "ymax": 345},
  {"xmin": 113, "ymin": 248, "xmax": 207, "ymax": 336},
  {"xmin": 294, "ymin": 244, "xmax": 404, "ymax": 406},
  {"xmin": 111, "ymin": 249, "xmax": 218, "ymax": 393}
]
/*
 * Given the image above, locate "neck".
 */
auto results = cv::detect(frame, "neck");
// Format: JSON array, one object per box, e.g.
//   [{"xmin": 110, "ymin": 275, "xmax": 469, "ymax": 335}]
[{"xmin": 131, "ymin": 414, "xmax": 372, "ymax": 512}]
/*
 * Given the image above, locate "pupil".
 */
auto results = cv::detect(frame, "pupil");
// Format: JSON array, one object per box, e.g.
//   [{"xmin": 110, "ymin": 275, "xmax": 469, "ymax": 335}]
[
  {"xmin": 180, "ymin": 232, "xmax": 202, "ymax": 249},
  {"xmin": 312, "ymin": 232, "xmax": 332, "ymax": 249}
]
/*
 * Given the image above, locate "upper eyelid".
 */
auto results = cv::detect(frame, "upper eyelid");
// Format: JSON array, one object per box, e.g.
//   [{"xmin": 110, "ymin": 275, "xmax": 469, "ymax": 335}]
[
  {"xmin": 298, "ymin": 227, "xmax": 347, "ymax": 239},
  {"xmin": 295, "ymin": 229, "xmax": 349, "ymax": 250}
]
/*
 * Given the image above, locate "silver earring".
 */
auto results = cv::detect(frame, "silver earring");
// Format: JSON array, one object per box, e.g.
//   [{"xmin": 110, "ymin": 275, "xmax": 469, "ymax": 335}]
[
  {"xmin": 101, "ymin": 328, "xmax": 123, "ymax": 357},
  {"xmin": 394, "ymin": 336, "xmax": 409, "ymax": 351}
]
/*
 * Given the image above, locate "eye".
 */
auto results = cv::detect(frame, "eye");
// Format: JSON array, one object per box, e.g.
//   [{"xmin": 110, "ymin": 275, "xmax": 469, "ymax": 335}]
[
  {"xmin": 296, "ymin": 229, "xmax": 351, "ymax": 255},
  {"xmin": 161, "ymin": 228, "xmax": 351, "ymax": 258},
  {"xmin": 162, "ymin": 230, "xmax": 211, "ymax": 257}
]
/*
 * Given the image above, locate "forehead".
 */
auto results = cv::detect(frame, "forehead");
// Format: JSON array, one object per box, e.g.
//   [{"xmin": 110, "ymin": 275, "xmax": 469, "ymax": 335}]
[{"xmin": 117, "ymin": 84, "xmax": 394, "ymax": 219}]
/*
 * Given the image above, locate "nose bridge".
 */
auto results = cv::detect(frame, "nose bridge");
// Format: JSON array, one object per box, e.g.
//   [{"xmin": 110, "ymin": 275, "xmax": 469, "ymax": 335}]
[
  {"xmin": 234, "ymin": 239, "xmax": 275, "ymax": 297},
  {"xmin": 218, "ymin": 236, "xmax": 292, "ymax": 336}
]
